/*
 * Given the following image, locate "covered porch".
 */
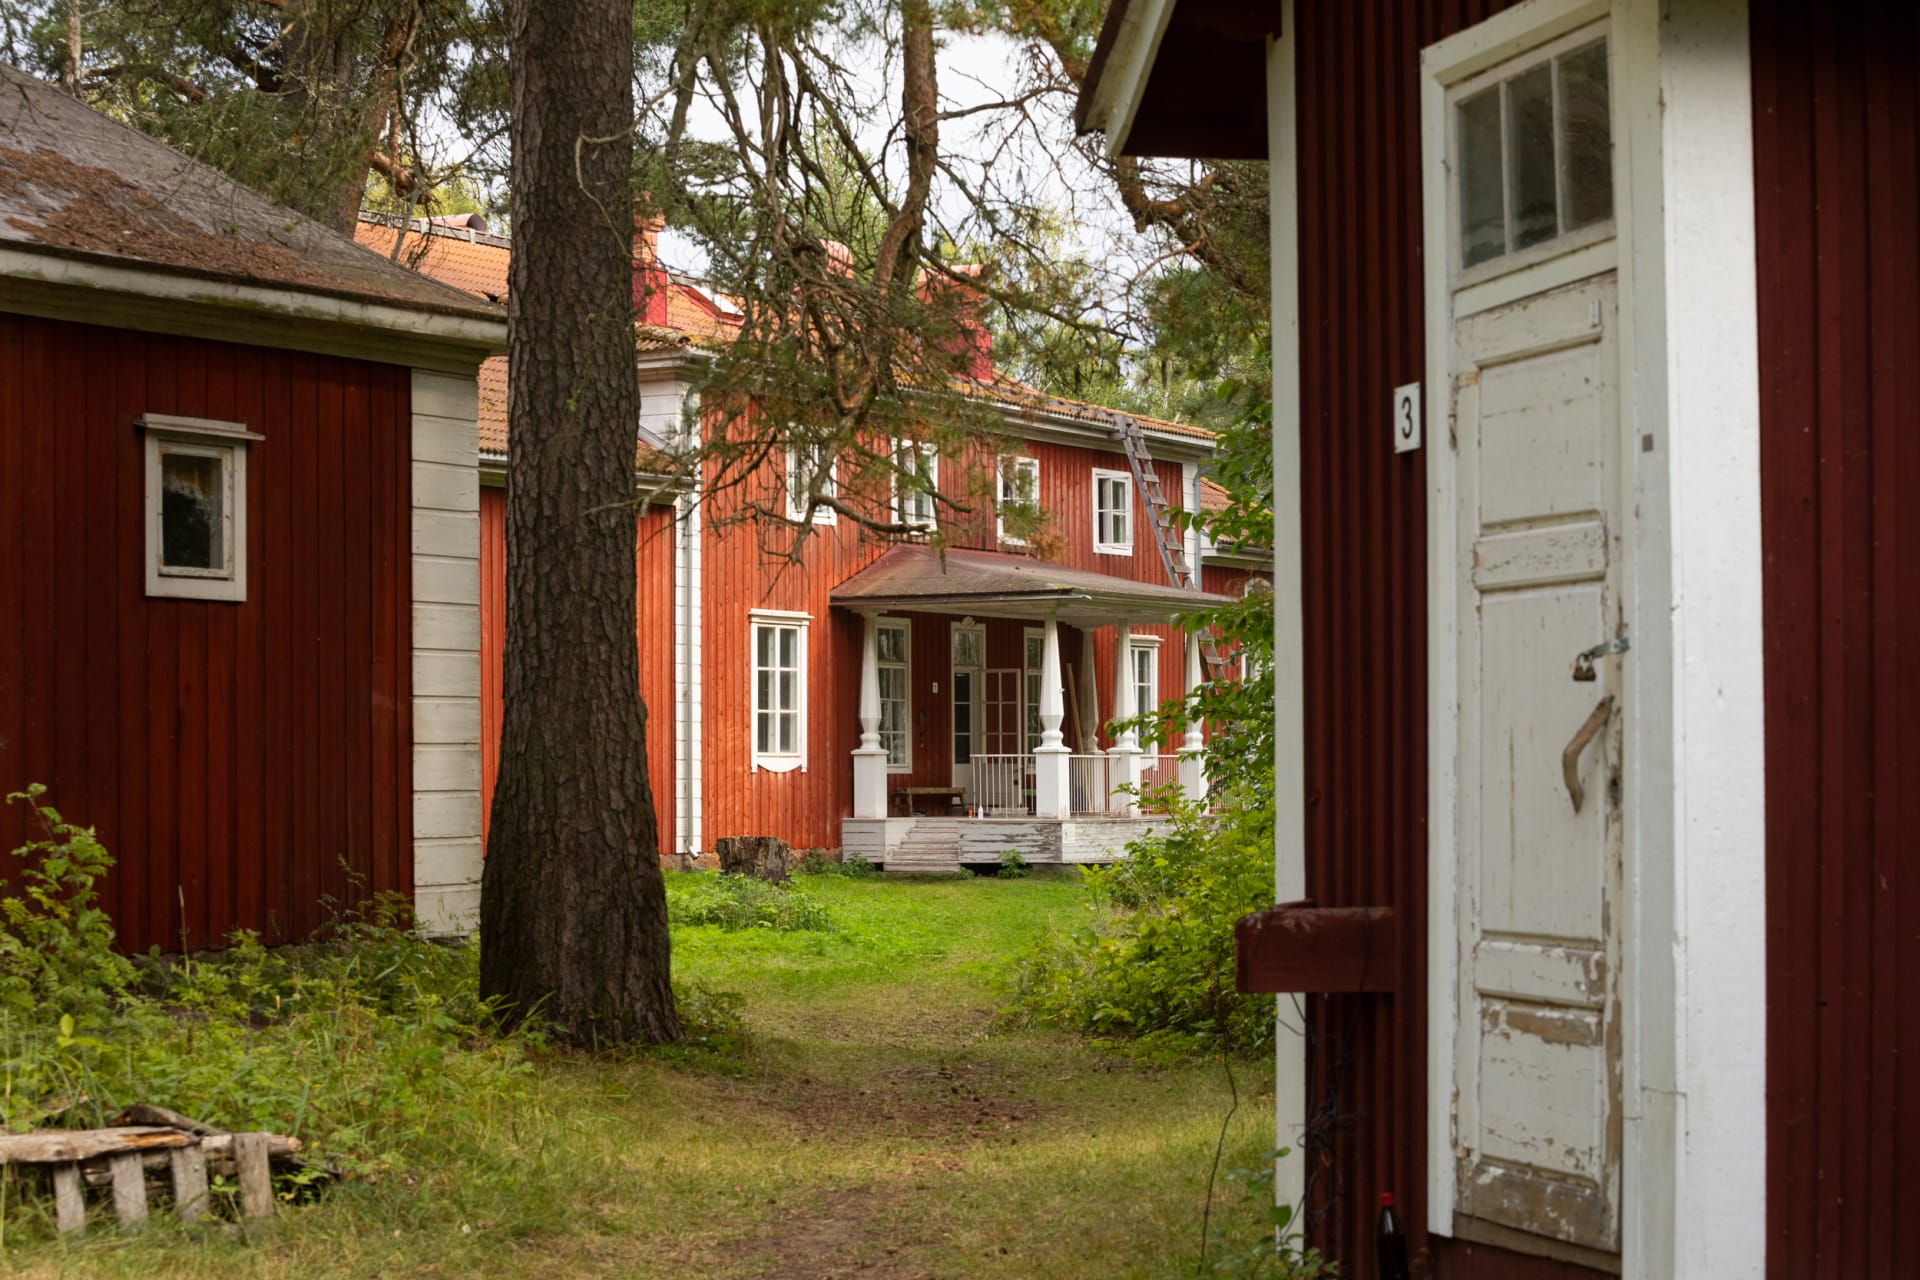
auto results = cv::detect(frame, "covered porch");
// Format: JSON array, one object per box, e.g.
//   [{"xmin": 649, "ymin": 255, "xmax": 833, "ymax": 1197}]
[{"xmin": 831, "ymin": 547, "xmax": 1228, "ymax": 869}]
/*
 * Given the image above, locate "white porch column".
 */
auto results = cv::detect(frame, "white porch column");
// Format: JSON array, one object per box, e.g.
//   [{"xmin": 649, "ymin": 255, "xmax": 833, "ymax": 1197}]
[
  {"xmin": 1178, "ymin": 631, "xmax": 1209, "ymax": 806},
  {"xmin": 851, "ymin": 611, "xmax": 888, "ymax": 819},
  {"xmin": 1032, "ymin": 613, "xmax": 1071, "ymax": 819},
  {"xmin": 1108, "ymin": 621, "xmax": 1141, "ymax": 815}
]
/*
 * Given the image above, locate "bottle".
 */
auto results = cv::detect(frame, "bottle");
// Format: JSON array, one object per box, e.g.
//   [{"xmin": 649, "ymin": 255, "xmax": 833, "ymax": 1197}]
[{"xmin": 1376, "ymin": 1191, "xmax": 1411, "ymax": 1280}]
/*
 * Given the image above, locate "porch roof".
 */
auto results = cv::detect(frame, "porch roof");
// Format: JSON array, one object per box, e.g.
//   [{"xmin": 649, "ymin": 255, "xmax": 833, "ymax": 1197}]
[{"xmin": 829, "ymin": 545, "xmax": 1227, "ymax": 626}]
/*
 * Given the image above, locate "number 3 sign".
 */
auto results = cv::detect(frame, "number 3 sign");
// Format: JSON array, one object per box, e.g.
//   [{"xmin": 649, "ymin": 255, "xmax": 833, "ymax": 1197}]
[{"xmin": 1392, "ymin": 382, "xmax": 1422, "ymax": 454}]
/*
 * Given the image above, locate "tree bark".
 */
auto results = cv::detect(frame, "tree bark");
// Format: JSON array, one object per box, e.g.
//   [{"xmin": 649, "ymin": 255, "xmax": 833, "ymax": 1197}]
[{"xmin": 480, "ymin": 0, "xmax": 681, "ymax": 1045}]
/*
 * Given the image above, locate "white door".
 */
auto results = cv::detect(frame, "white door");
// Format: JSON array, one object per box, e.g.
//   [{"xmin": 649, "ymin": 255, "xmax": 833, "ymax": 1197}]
[{"xmin": 1452, "ymin": 273, "xmax": 1624, "ymax": 1253}]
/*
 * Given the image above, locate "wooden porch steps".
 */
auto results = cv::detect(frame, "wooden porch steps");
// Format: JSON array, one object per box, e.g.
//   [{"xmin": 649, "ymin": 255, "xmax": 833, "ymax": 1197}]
[{"xmin": 883, "ymin": 819, "xmax": 966, "ymax": 875}]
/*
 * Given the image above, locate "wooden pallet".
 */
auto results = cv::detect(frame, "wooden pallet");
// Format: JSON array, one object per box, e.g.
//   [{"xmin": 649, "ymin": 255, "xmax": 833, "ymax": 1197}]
[{"xmin": 0, "ymin": 1110, "xmax": 298, "ymax": 1234}]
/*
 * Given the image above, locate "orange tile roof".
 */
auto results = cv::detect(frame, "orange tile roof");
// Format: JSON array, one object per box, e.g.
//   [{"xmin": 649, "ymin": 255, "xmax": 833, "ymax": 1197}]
[
  {"xmin": 353, "ymin": 220, "xmax": 510, "ymax": 302},
  {"xmin": 976, "ymin": 371, "xmax": 1216, "ymax": 444}
]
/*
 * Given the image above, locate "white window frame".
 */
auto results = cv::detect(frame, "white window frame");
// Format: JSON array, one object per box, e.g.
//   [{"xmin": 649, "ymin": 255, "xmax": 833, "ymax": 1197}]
[
  {"xmin": 1091, "ymin": 467, "xmax": 1134, "ymax": 556},
  {"xmin": 877, "ymin": 617, "xmax": 912, "ymax": 772},
  {"xmin": 1448, "ymin": 21, "xmax": 1616, "ymax": 291},
  {"xmin": 891, "ymin": 438, "xmax": 938, "ymax": 531},
  {"xmin": 141, "ymin": 413, "xmax": 260, "ymax": 603},
  {"xmin": 749, "ymin": 608, "xmax": 810, "ymax": 773},
  {"xmin": 784, "ymin": 443, "xmax": 838, "ymax": 525},
  {"xmin": 1129, "ymin": 635, "xmax": 1161, "ymax": 725},
  {"xmin": 996, "ymin": 454, "xmax": 1040, "ymax": 545}
]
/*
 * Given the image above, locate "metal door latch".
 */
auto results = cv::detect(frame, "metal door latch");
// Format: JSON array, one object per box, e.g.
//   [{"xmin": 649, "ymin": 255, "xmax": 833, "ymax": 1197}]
[{"xmin": 1572, "ymin": 636, "xmax": 1631, "ymax": 683}]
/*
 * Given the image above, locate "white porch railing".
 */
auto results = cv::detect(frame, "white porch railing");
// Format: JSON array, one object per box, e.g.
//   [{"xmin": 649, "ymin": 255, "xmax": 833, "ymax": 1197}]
[
  {"xmin": 971, "ymin": 752, "xmax": 1188, "ymax": 818},
  {"xmin": 971, "ymin": 753, "xmax": 1035, "ymax": 816}
]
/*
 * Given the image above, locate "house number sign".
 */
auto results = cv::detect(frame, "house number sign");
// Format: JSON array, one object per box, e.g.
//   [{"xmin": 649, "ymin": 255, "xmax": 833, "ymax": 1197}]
[{"xmin": 1393, "ymin": 382, "xmax": 1422, "ymax": 454}]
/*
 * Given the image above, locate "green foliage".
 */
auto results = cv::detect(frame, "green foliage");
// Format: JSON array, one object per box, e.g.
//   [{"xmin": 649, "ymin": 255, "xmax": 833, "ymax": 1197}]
[
  {"xmin": 0, "ymin": 789, "xmax": 538, "ymax": 1187},
  {"xmin": 794, "ymin": 849, "xmax": 877, "ymax": 878},
  {"xmin": 1013, "ymin": 794, "xmax": 1275, "ymax": 1059},
  {"xmin": 998, "ymin": 849, "xmax": 1031, "ymax": 879},
  {"xmin": 0, "ymin": 786, "xmax": 138, "ymax": 1029},
  {"xmin": 1162, "ymin": 1148, "xmax": 1334, "ymax": 1280},
  {"xmin": 667, "ymin": 872, "xmax": 836, "ymax": 932}
]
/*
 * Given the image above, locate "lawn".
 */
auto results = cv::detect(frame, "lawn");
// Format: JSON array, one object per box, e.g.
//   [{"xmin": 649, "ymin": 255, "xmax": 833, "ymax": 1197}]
[{"xmin": 6, "ymin": 872, "xmax": 1277, "ymax": 1279}]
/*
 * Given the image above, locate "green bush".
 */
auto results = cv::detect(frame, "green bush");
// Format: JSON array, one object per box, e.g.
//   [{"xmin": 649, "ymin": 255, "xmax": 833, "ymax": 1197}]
[
  {"xmin": 998, "ymin": 849, "xmax": 1031, "ymax": 879},
  {"xmin": 667, "ymin": 872, "xmax": 836, "ymax": 932},
  {"xmin": 794, "ymin": 848, "xmax": 876, "ymax": 878},
  {"xmin": 1013, "ymin": 794, "xmax": 1274, "ymax": 1058},
  {"xmin": 0, "ymin": 786, "xmax": 539, "ymax": 1190}
]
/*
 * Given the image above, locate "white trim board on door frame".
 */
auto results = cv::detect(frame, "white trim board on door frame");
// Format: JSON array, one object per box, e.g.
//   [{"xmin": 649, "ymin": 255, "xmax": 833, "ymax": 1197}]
[
  {"xmin": 1264, "ymin": 2, "xmax": 1308, "ymax": 1231},
  {"xmin": 1418, "ymin": 1, "xmax": 1766, "ymax": 1274}
]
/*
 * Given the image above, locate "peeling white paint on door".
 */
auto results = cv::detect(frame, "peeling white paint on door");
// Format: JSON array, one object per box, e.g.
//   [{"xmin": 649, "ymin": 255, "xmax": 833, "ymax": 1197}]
[{"xmin": 1453, "ymin": 275, "xmax": 1625, "ymax": 1253}]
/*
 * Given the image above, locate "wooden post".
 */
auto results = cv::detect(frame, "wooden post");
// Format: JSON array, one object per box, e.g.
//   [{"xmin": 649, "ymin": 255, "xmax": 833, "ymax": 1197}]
[
  {"xmin": 233, "ymin": 1133, "xmax": 275, "ymax": 1224},
  {"xmin": 170, "ymin": 1145, "xmax": 209, "ymax": 1224},
  {"xmin": 51, "ymin": 1163, "xmax": 84, "ymax": 1234},
  {"xmin": 108, "ymin": 1152, "xmax": 147, "ymax": 1230},
  {"xmin": 852, "ymin": 611, "xmax": 888, "ymax": 818}
]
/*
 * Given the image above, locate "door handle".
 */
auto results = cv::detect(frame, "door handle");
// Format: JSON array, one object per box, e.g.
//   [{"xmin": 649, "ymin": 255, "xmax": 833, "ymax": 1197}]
[{"xmin": 1561, "ymin": 695, "xmax": 1615, "ymax": 813}]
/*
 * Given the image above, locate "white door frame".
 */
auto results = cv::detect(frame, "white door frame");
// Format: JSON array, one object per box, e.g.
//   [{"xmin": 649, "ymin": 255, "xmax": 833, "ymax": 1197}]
[
  {"xmin": 1418, "ymin": 1, "xmax": 1766, "ymax": 1274},
  {"xmin": 950, "ymin": 620, "xmax": 985, "ymax": 793}
]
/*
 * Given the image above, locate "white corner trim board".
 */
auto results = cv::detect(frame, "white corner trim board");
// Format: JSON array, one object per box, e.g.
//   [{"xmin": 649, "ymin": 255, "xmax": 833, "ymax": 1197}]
[
  {"xmin": 410, "ymin": 367, "xmax": 486, "ymax": 937},
  {"xmin": 1266, "ymin": 3, "xmax": 1310, "ymax": 1235}
]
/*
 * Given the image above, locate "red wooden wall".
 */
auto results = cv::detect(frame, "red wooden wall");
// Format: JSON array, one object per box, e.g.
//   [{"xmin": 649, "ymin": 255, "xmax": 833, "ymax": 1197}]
[
  {"xmin": 1752, "ymin": 5, "xmax": 1920, "ymax": 1276},
  {"xmin": 477, "ymin": 484, "xmax": 676, "ymax": 851},
  {"xmin": 0, "ymin": 314, "xmax": 413, "ymax": 952},
  {"xmin": 698, "ymin": 430, "xmax": 1202, "ymax": 850}
]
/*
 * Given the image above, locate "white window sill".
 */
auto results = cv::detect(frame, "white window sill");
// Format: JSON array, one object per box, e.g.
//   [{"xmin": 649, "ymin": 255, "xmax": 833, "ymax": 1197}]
[
  {"xmin": 1094, "ymin": 542, "xmax": 1134, "ymax": 557},
  {"xmin": 753, "ymin": 756, "xmax": 805, "ymax": 774}
]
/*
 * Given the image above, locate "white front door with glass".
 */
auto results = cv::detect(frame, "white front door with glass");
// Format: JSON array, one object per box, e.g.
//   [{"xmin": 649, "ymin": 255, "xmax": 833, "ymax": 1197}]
[
  {"xmin": 950, "ymin": 623, "xmax": 984, "ymax": 794},
  {"xmin": 1437, "ymin": 19, "xmax": 1626, "ymax": 1260}
]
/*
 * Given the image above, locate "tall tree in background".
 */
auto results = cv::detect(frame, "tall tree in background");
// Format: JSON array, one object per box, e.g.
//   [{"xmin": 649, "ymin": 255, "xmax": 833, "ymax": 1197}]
[{"xmin": 479, "ymin": 0, "xmax": 680, "ymax": 1045}]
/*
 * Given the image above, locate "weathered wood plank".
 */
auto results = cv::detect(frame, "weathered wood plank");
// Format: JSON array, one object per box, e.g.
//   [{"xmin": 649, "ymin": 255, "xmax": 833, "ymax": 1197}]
[
  {"xmin": 0, "ymin": 1127, "xmax": 190, "ymax": 1164},
  {"xmin": 108, "ymin": 1152, "xmax": 146, "ymax": 1229},
  {"xmin": 114, "ymin": 1103, "xmax": 217, "ymax": 1136},
  {"xmin": 51, "ymin": 1163, "xmax": 84, "ymax": 1234},
  {"xmin": 169, "ymin": 1146, "xmax": 209, "ymax": 1225},
  {"xmin": 233, "ymin": 1133, "xmax": 275, "ymax": 1222}
]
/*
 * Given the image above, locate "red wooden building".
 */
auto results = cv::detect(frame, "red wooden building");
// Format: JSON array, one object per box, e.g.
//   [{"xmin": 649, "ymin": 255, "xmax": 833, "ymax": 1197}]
[
  {"xmin": 0, "ymin": 66, "xmax": 505, "ymax": 950},
  {"xmin": 1083, "ymin": 1, "xmax": 1914, "ymax": 1277},
  {"xmin": 358, "ymin": 215, "xmax": 1270, "ymax": 872}
]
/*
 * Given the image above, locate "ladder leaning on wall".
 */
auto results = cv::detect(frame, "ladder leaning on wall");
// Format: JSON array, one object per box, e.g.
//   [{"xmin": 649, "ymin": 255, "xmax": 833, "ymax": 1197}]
[{"xmin": 1106, "ymin": 410, "xmax": 1235, "ymax": 682}]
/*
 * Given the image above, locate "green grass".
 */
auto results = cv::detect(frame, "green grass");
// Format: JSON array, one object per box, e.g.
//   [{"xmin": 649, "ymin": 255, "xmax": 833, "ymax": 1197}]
[{"xmin": 5, "ymin": 874, "xmax": 1280, "ymax": 1279}]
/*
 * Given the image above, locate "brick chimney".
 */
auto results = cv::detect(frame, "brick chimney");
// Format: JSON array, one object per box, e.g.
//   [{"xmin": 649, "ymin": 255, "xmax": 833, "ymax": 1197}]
[
  {"xmin": 632, "ymin": 211, "xmax": 669, "ymax": 326},
  {"xmin": 917, "ymin": 264, "xmax": 992, "ymax": 383}
]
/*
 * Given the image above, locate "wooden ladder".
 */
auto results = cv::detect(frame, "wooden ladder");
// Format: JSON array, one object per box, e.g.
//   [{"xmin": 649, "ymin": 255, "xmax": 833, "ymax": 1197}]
[{"xmin": 1108, "ymin": 412, "xmax": 1235, "ymax": 681}]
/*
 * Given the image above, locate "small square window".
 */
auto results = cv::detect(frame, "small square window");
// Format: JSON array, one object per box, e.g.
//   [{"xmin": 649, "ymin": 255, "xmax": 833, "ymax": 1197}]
[
  {"xmin": 1092, "ymin": 468, "xmax": 1133, "ymax": 555},
  {"xmin": 142, "ymin": 414, "xmax": 259, "ymax": 602},
  {"xmin": 1454, "ymin": 33, "xmax": 1613, "ymax": 274}
]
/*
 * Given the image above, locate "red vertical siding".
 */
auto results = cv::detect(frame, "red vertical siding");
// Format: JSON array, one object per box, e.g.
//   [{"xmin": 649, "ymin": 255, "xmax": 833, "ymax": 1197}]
[
  {"xmin": 0, "ymin": 314, "xmax": 414, "ymax": 952},
  {"xmin": 1752, "ymin": 5, "xmax": 1920, "ymax": 1276},
  {"xmin": 477, "ymin": 484, "xmax": 676, "ymax": 853},
  {"xmin": 696, "ymin": 426, "xmax": 1204, "ymax": 850}
]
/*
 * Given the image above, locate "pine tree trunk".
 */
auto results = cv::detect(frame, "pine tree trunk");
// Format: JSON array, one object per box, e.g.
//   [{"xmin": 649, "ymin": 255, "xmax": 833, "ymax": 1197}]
[{"xmin": 479, "ymin": 0, "xmax": 681, "ymax": 1045}]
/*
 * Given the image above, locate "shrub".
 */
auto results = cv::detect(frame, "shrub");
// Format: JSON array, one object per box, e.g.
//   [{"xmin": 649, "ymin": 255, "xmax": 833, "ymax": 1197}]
[
  {"xmin": 0, "ymin": 786, "xmax": 138, "ymax": 1027},
  {"xmin": 998, "ymin": 849, "xmax": 1030, "ymax": 879},
  {"xmin": 667, "ymin": 872, "xmax": 836, "ymax": 932},
  {"xmin": 794, "ymin": 848, "xmax": 876, "ymax": 878},
  {"xmin": 1013, "ymin": 793, "xmax": 1274, "ymax": 1058}
]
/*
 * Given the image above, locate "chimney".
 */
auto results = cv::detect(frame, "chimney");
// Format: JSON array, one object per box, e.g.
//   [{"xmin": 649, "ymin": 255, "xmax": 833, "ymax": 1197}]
[
  {"xmin": 917, "ymin": 264, "xmax": 992, "ymax": 383},
  {"xmin": 632, "ymin": 211, "xmax": 669, "ymax": 326}
]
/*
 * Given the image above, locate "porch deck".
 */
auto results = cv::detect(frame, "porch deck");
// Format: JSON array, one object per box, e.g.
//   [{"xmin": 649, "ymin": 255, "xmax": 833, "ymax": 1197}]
[{"xmin": 842, "ymin": 814, "xmax": 1165, "ymax": 873}]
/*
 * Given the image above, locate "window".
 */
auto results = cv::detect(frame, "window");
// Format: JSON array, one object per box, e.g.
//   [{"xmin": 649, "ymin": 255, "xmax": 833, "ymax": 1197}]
[
  {"xmin": 751, "ymin": 610, "xmax": 809, "ymax": 772},
  {"xmin": 892, "ymin": 439, "xmax": 938, "ymax": 531},
  {"xmin": 1092, "ymin": 468, "xmax": 1133, "ymax": 555},
  {"xmin": 878, "ymin": 619, "xmax": 910, "ymax": 770},
  {"xmin": 1456, "ymin": 33, "xmax": 1612, "ymax": 273},
  {"xmin": 785, "ymin": 443, "xmax": 838, "ymax": 524},
  {"xmin": 1024, "ymin": 630, "xmax": 1045, "ymax": 752},
  {"xmin": 142, "ymin": 414, "xmax": 259, "ymax": 602},
  {"xmin": 1131, "ymin": 639, "xmax": 1160, "ymax": 721},
  {"xmin": 996, "ymin": 455, "xmax": 1040, "ymax": 545},
  {"xmin": 951, "ymin": 625, "xmax": 983, "ymax": 766}
]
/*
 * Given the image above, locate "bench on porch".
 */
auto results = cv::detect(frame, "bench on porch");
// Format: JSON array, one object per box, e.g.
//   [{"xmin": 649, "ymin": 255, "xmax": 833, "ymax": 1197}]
[{"xmin": 892, "ymin": 785, "xmax": 966, "ymax": 816}]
